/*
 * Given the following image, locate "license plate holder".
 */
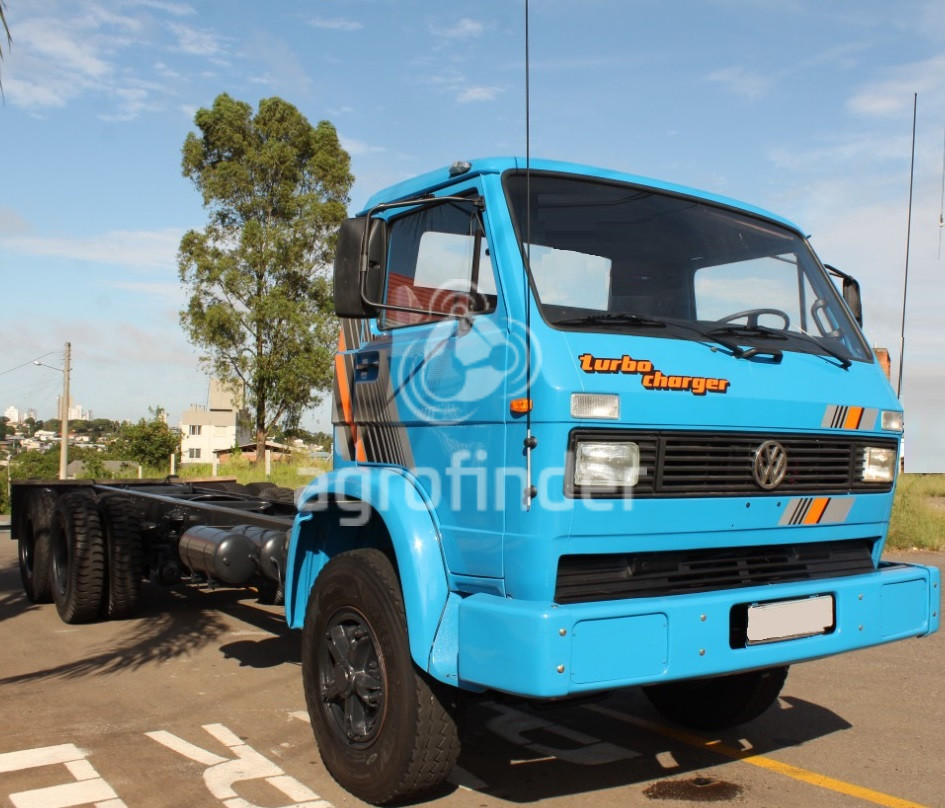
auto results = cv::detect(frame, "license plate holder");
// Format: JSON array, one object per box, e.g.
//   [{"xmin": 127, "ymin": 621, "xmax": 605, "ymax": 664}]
[{"xmin": 746, "ymin": 595, "xmax": 835, "ymax": 645}]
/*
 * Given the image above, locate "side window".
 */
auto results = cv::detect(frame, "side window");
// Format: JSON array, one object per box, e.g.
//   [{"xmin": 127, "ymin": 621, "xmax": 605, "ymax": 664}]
[{"xmin": 382, "ymin": 200, "xmax": 496, "ymax": 328}]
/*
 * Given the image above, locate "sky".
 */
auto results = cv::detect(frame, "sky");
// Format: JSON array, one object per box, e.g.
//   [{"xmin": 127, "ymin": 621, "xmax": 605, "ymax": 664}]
[{"xmin": 0, "ymin": 0, "xmax": 943, "ymax": 470}]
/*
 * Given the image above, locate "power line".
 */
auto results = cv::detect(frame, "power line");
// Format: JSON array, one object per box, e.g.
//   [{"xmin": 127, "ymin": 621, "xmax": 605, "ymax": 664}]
[{"xmin": 0, "ymin": 350, "xmax": 62, "ymax": 378}]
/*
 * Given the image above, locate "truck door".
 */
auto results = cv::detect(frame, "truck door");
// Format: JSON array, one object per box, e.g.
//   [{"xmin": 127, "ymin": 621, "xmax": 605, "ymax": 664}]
[{"xmin": 351, "ymin": 185, "xmax": 509, "ymax": 579}]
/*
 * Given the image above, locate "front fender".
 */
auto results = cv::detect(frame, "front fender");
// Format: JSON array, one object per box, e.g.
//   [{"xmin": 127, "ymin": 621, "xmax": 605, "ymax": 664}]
[{"xmin": 284, "ymin": 466, "xmax": 449, "ymax": 673}]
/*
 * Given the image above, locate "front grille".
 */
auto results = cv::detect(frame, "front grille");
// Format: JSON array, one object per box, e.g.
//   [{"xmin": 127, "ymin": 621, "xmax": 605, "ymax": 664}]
[
  {"xmin": 555, "ymin": 539, "xmax": 876, "ymax": 604},
  {"xmin": 568, "ymin": 430, "xmax": 897, "ymax": 497}
]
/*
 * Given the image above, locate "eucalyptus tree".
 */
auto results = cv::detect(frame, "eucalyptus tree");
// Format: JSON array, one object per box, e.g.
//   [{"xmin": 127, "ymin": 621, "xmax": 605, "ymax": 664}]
[
  {"xmin": 179, "ymin": 93, "xmax": 352, "ymax": 462},
  {"xmin": 1, "ymin": 0, "xmax": 10, "ymax": 95}
]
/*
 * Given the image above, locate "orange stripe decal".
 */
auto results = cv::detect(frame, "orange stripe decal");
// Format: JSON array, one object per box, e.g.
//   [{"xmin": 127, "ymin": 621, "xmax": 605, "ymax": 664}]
[
  {"xmin": 334, "ymin": 329, "xmax": 365, "ymax": 461},
  {"xmin": 803, "ymin": 498, "xmax": 830, "ymax": 525},
  {"xmin": 843, "ymin": 406, "xmax": 864, "ymax": 430}
]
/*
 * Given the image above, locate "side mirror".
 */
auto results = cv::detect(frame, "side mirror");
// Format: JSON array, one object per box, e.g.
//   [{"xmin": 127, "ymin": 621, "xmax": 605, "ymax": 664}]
[
  {"xmin": 824, "ymin": 264, "xmax": 863, "ymax": 328},
  {"xmin": 333, "ymin": 217, "xmax": 387, "ymax": 318},
  {"xmin": 842, "ymin": 276, "xmax": 862, "ymax": 327}
]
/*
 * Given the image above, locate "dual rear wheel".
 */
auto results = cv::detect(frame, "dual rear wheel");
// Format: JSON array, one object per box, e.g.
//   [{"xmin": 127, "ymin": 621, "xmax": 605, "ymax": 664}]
[{"xmin": 17, "ymin": 489, "xmax": 143, "ymax": 623}]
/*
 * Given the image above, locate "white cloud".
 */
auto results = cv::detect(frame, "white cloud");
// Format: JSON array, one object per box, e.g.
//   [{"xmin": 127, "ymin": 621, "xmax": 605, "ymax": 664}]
[
  {"xmin": 129, "ymin": 0, "xmax": 196, "ymax": 16},
  {"xmin": 109, "ymin": 281, "xmax": 186, "ymax": 304},
  {"xmin": 457, "ymin": 85, "xmax": 503, "ymax": 103},
  {"xmin": 847, "ymin": 54, "xmax": 945, "ymax": 118},
  {"xmin": 340, "ymin": 137, "xmax": 388, "ymax": 157},
  {"xmin": 704, "ymin": 66, "xmax": 770, "ymax": 100},
  {"xmin": 167, "ymin": 21, "xmax": 229, "ymax": 58},
  {"xmin": 2, "ymin": 228, "xmax": 183, "ymax": 271},
  {"xmin": 432, "ymin": 18, "xmax": 484, "ymax": 39},
  {"xmin": 1, "ymin": 4, "xmax": 199, "ymax": 118},
  {"xmin": 309, "ymin": 17, "xmax": 363, "ymax": 32}
]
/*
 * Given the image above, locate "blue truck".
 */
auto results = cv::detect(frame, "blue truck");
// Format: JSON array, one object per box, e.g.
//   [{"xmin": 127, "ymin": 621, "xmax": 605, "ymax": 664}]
[{"xmin": 8, "ymin": 157, "xmax": 940, "ymax": 805}]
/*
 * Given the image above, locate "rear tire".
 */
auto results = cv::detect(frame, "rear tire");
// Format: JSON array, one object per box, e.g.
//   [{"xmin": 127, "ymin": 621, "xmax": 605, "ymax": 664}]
[
  {"xmin": 50, "ymin": 491, "xmax": 106, "ymax": 624},
  {"xmin": 642, "ymin": 665, "xmax": 789, "ymax": 730},
  {"xmin": 99, "ymin": 495, "xmax": 144, "ymax": 619},
  {"xmin": 301, "ymin": 549, "xmax": 460, "ymax": 805},
  {"xmin": 18, "ymin": 488, "xmax": 56, "ymax": 603}
]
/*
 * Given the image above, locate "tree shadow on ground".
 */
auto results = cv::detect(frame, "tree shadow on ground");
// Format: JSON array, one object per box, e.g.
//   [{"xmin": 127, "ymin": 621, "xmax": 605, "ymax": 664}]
[{"xmin": 0, "ymin": 557, "xmax": 298, "ymax": 684}]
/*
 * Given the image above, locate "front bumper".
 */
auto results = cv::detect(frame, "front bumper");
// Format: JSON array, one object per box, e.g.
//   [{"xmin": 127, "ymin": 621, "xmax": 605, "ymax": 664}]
[{"xmin": 454, "ymin": 561, "xmax": 940, "ymax": 698}]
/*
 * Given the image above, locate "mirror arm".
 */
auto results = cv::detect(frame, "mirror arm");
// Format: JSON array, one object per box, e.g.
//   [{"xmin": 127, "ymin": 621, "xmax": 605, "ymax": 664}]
[{"xmin": 357, "ymin": 194, "xmax": 488, "ymax": 322}]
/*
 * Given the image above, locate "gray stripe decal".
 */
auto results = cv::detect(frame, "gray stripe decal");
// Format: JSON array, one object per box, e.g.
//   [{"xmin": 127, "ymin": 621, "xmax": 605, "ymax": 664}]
[
  {"xmin": 858, "ymin": 408, "xmax": 878, "ymax": 431},
  {"xmin": 821, "ymin": 498, "xmax": 854, "ymax": 523}
]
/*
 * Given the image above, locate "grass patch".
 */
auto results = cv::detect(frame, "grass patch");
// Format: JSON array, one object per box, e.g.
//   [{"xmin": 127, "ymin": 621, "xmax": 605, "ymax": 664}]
[
  {"xmin": 174, "ymin": 455, "xmax": 331, "ymax": 491},
  {"xmin": 887, "ymin": 474, "xmax": 945, "ymax": 551}
]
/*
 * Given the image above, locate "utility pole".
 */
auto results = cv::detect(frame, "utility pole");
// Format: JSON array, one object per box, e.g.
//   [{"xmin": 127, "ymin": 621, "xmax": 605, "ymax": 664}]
[{"xmin": 59, "ymin": 341, "xmax": 71, "ymax": 480}]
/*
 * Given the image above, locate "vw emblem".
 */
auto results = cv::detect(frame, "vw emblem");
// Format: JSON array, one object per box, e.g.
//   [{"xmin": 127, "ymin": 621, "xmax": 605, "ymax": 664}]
[{"xmin": 753, "ymin": 440, "xmax": 787, "ymax": 490}]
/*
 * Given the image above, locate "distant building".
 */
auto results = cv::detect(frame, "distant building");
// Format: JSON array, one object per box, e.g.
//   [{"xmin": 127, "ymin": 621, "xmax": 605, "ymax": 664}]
[
  {"xmin": 873, "ymin": 347, "xmax": 891, "ymax": 381},
  {"xmin": 56, "ymin": 396, "xmax": 90, "ymax": 421},
  {"xmin": 3, "ymin": 405, "xmax": 20, "ymax": 423},
  {"xmin": 179, "ymin": 379, "xmax": 252, "ymax": 464}
]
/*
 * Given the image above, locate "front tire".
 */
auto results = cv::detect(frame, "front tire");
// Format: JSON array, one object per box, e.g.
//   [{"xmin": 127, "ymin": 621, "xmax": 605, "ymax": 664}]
[
  {"xmin": 642, "ymin": 666, "xmax": 789, "ymax": 730},
  {"xmin": 301, "ymin": 549, "xmax": 460, "ymax": 805},
  {"xmin": 50, "ymin": 491, "xmax": 106, "ymax": 624}
]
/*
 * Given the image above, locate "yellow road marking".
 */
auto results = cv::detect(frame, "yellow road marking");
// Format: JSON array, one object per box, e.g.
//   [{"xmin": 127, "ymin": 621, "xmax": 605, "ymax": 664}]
[{"xmin": 587, "ymin": 705, "xmax": 929, "ymax": 808}]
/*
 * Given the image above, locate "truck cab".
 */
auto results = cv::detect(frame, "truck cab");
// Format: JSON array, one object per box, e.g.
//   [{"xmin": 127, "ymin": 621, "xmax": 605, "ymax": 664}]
[{"xmin": 284, "ymin": 157, "xmax": 939, "ymax": 804}]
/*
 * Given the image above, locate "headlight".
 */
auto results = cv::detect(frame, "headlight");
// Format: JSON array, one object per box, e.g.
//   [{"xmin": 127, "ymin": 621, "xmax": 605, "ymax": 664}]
[
  {"xmin": 862, "ymin": 446, "xmax": 897, "ymax": 483},
  {"xmin": 881, "ymin": 410, "xmax": 904, "ymax": 432},
  {"xmin": 573, "ymin": 441, "xmax": 640, "ymax": 489}
]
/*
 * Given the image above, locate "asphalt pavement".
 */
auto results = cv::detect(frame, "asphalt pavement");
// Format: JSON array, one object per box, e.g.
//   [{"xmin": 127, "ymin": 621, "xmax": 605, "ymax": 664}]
[{"xmin": 1, "ymin": 516, "xmax": 942, "ymax": 808}]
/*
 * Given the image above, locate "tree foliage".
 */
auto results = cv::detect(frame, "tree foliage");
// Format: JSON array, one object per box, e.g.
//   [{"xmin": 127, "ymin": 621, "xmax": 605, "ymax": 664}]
[
  {"xmin": 109, "ymin": 416, "xmax": 180, "ymax": 470},
  {"xmin": 10, "ymin": 447, "xmax": 60, "ymax": 480},
  {"xmin": 178, "ymin": 93, "xmax": 352, "ymax": 462},
  {"xmin": 0, "ymin": 0, "xmax": 9, "ymax": 96}
]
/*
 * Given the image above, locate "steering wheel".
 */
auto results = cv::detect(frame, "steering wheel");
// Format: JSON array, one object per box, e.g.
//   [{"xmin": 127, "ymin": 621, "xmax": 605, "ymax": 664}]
[{"xmin": 717, "ymin": 308, "xmax": 790, "ymax": 330}]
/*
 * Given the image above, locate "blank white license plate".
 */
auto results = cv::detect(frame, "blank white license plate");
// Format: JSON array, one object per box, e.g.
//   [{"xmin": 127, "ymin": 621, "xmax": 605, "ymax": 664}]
[{"xmin": 746, "ymin": 595, "xmax": 834, "ymax": 644}]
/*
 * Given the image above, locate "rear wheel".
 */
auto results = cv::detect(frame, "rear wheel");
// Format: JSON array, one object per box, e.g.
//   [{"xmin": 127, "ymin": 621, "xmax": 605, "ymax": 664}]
[
  {"xmin": 50, "ymin": 491, "xmax": 106, "ymax": 624},
  {"xmin": 18, "ymin": 488, "xmax": 56, "ymax": 603},
  {"xmin": 642, "ymin": 666, "xmax": 789, "ymax": 730},
  {"xmin": 99, "ymin": 495, "xmax": 144, "ymax": 619},
  {"xmin": 301, "ymin": 549, "xmax": 460, "ymax": 805}
]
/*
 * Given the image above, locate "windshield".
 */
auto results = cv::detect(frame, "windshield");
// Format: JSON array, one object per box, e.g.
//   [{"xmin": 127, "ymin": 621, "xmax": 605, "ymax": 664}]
[{"xmin": 505, "ymin": 172, "xmax": 872, "ymax": 363}]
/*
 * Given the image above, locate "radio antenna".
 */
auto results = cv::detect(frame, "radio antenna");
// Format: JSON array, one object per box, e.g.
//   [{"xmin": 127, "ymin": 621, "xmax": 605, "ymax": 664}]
[
  {"xmin": 897, "ymin": 93, "xmax": 917, "ymax": 400},
  {"xmin": 937, "ymin": 124, "xmax": 944, "ymax": 260},
  {"xmin": 523, "ymin": 0, "xmax": 537, "ymax": 510}
]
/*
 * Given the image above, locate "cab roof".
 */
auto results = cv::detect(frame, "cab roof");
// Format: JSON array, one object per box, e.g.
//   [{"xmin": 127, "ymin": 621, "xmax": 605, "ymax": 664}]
[{"xmin": 360, "ymin": 156, "xmax": 803, "ymax": 235}]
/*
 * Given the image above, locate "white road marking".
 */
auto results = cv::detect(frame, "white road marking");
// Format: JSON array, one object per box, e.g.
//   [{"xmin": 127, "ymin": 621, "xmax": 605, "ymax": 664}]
[
  {"xmin": 0, "ymin": 743, "xmax": 127, "ymax": 808},
  {"xmin": 147, "ymin": 723, "xmax": 332, "ymax": 808}
]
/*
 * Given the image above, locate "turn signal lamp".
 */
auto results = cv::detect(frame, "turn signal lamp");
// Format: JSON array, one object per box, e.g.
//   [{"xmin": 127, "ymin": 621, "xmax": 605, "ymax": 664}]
[{"xmin": 510, "ymin": 398, "xmax": 533, "ymax": 414}]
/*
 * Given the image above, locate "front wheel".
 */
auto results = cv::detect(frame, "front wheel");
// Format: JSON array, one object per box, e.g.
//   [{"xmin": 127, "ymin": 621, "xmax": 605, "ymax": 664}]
[
  {"xmin": 642, "ymin": 666, "xmax": 789, "ymax": 730},
  {"xmin": 301, "ymin": 549, "xmax": 460, "ymax": 805}
]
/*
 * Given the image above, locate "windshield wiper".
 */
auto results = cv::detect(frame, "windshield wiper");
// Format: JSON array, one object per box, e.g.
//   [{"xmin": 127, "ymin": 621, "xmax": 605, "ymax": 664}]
[
  {"xmin": 555, "ymin": 312, "xmax": 668, "ymax": 328},
  {"xmin": 708, "ymin": 324, "xmax": 789, "ymax": 340},
  {"xmin": 709, "ymin": 324, "xmax": 851, "ymax": 368}
]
